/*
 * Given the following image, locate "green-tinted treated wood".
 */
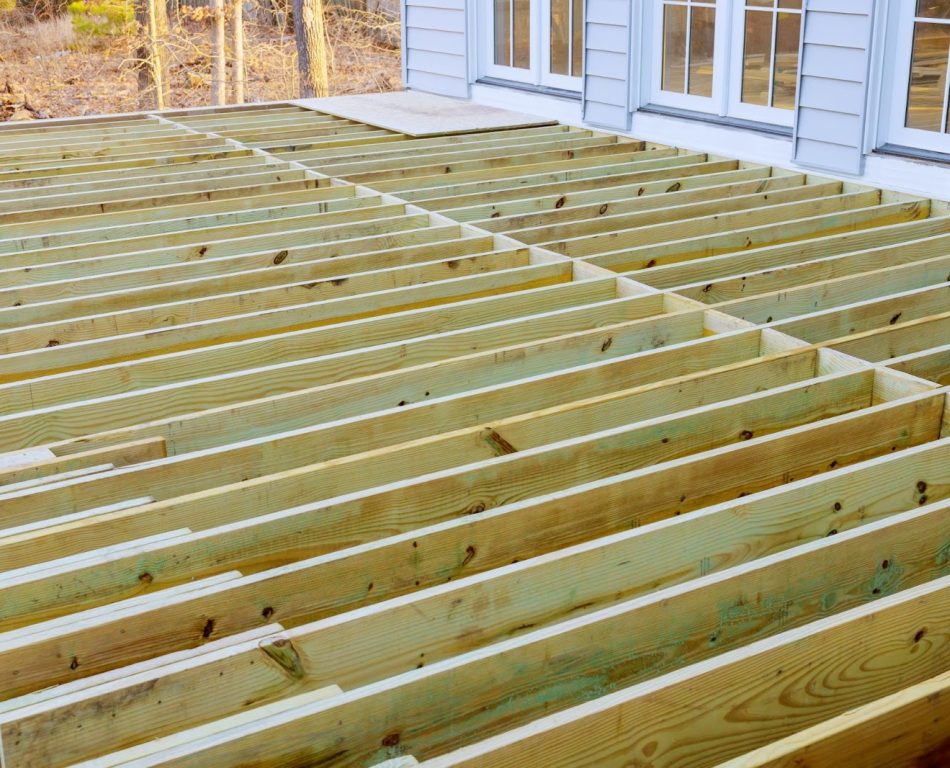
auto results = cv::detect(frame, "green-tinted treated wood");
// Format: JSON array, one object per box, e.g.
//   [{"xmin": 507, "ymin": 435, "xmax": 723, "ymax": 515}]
[
  {"xmin": 587, "ymin": 201, "xmax": 929, "ymax": 272},
  {"xmin": 711, "ymin": 253, "xmax": 950, "ymax": 325},
  {"xmin": 0, "ymin": 109, "xmax": 947, "ymax": 768},
  {"xmin": 0, "ymin": 248, "xmax": 524, "ymax": 332},
  {"xmin": 0, "ymin": 275, "xmax": 610, "ymax": 416},
  {"xmin": 774, "ymin": 283, "xmax": 950, "ymax": 344},
  {"xmin": 414, "ymin": 159, "xmax": 741, "ymax": 211},
  {"xmin": 421, "ymin": 575, "xmax": 950, "ymax": 768},
  {"xmin": 672, "ymin": 231, "xmax": 950, "ymax": 302},
  {"xmin": 0, "ymin": 223, "xmax": 463, "ymax": 291},
  {"xmin": 384, "ymin": 151, "xmax": 701, "ymax": 200},
  {"xmin": 0, "ymin": 336, "xmax": 795, "ymax": 572},
  {"xmin": 0, "ymin": 370, "xmax": 870, "ymax": 625},
  {"xmin": 0, "ymin": 258, "xmax": 567, "ymax": 372},
  {"xmin": 713, "ymin": 669, "xmax": 950, "ymax": 768},
  {"xmin": 76, "ymin": 506, "xmax": 950, "ymax": 767},
  {"xmin": 0, "ymin": 391, "xmax": 938, "ymax": 698},
  {"xmin": 0, "ymin": 307, "xmax": 711, "ymax": 515},
  {"xmin": 888, "ymin": 344, "xmax": 950, "ymax": 385},
  {"xmin": 0, "ymin": 185, "xmax": 356, "ymax": 241},
  {"xmin": 10, "ymin": 427, "xmax": 948, "ymax": 767},
  {"xmin": 634, "ymin": 215, "xmax": 950, "ymax": 289},
  {"xmin": 825, "ymin": 310, "xmax": 950, "ymax": 362},
  {"xmin": 467, "ymin": 174, "xmax": 809, "ymax": 232}
]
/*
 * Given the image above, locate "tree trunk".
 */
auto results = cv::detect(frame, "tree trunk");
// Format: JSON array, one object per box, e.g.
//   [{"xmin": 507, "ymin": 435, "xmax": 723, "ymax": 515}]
[
  {"xmin": 210, "ymin": 0, "xmax": 227, "ymax": 105},
  {"xmin": 135, "ymin": 0, "xmax": 170, "ymax": 110},
  {"xmin": 152, "ymin": 0, "xmax": 170, "ymax": 108},
  {"xmin": 231, "ymin": 0, "xmax": 245, "ymax": 103},
  {"xmin": 293, "ymin": 0, "xmax": 329, "ymax": 98}
]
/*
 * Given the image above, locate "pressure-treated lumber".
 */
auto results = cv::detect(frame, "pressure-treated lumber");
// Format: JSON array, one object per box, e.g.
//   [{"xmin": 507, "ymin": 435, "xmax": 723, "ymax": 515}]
[
  {"xmin": 0, "ymin": 105, "xmax": 947, "ymax": 768},
  {"xmin": 0, "ymin": 369, "xmax": 875, "ymax": 625},
  {"xmin": 713, "ymin": 670, "xmax": 950, "ymax": 768},
  {"xmin": 69, "ymin": 509, "xmax": 950, "ymax": 767},
  {"xmin": 0, "ymin": 390, "xmax": 940, "ymax": 698},
  {"xmin": 420, "ymin": 576, "xmax": 950, "ymax": 768},
  {"xmin": 0, "ymin": 323, "xmax": 757, "ymax": 517},
  {"xmin": 4, "ymin": 435, "xmax": 948, "ymax": 766},
  {"xmin": 0, "ymin": 342, "xmax": 809, "ymax": 570}
]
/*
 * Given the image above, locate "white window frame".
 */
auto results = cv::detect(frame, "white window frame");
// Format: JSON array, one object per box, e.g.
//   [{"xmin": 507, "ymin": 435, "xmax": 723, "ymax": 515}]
[
  {"xmin": 726, "ymin": 2, "xmax": 800, "ymax": 128},
  {"xmin": 477, "ymin": 0, "xmax": 583, "ymax": 91},
  {"xmin": 643, "ymin": 0, "xmax": 727, "ymax": 112},
  {"xmin": 541, "ymin": 0, "xmax": 584, "ymax": 91},
  {"xmin": 641, "ymin": 0, "xmax": 799, "ymax": 128},
  {"xmin": 877, "ymin": 1, "xmax": 950, "ymax": 155},
  {"xmin": 478, "ymin": 0, "xmax": 539, "ymax": 84}
]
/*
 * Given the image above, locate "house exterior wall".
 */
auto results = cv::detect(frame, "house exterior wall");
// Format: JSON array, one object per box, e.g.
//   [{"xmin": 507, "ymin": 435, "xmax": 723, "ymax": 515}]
[
  {"xmin": 581, "ymin": 0, "xmax": 632, "ymax": 130},
  {"xmin": 400, "ymin": 0, "xmax": 948, "ymax": 193},
  {"xmin": 792, "ymin": 0, "xmax": 875, "ymax": 176},
  {"xmin": 402, "ymin": 0, "xmax": 470, "ymax": 98}
]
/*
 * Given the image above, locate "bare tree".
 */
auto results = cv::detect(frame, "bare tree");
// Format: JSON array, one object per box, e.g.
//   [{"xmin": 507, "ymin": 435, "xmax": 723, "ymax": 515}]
[
  {"xmin": 135, "ymin": 0, "xmax": 170, "ymax": 110},
  {"xmin": 293, "ymin": 0, "xmax": 329, "ymax": 98},
  {"xmin": 210, "ymin": 0, "xmax": 227, "ymax": 105},
  {"xmin": 231, "ymin": 0, "xmax": 245, "ymax": 103}
]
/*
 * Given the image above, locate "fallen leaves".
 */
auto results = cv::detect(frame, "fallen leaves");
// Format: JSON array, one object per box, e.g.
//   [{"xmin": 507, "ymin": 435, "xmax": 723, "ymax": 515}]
[
  {"xmin": 0, "ymin": 80, "xmax": 48, "ymax": 121},
  {"xmin": 0, "ymin": 10, "xmax": 400, "ymax": 120}
]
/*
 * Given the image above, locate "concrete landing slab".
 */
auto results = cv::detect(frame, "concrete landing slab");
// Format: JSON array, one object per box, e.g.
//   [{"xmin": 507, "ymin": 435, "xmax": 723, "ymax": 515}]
[{"xmin": 295, "ymin": 90, "xmax": 557, "ymax": 137}]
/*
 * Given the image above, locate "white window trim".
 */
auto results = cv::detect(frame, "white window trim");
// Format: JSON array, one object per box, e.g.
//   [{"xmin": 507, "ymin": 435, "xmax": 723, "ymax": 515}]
[
  {"xmin": 639, "ymin": 0, "xmax": 798, "ymax": 128},
  {"xmin": 642, "ymin": 0, "xmax": 724, "ymax": 112},
  {"xmin": 478, "ymin": 0, "xmax": 539, "ymax": 84},
  {"xmin": 725, "ymin": 2, "xmax": 799, "ymax": 128},
  {"xmin": 540, "ymin": 0, "xmax": 584, "ymax": 91},
  {"xmin": 476, "ymin": 0, "xmax": 583, "ymax": 91},
  {"xmin": 876, "ymin": 0, "xmax": 950, "ymax": 156}
]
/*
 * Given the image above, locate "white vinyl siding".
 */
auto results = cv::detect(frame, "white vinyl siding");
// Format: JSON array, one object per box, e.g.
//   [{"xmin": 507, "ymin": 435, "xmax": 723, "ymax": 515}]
[
  {"xmin": 582, "ymin": 0, "xmax": 632, "ymax": 129},
  {"xmin": 792, "ymin": 0, "xmax": 875, "ymax": 175},
  {"xmin": 403, "ymin": 0, "xmax": 471, "ymax": 98}
]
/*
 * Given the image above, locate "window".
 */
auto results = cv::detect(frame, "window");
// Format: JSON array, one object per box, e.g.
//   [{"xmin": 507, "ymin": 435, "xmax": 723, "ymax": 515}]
[
  {"xmin": 492, "ymin": 0, "xmax": 532, "ymax": 71},
  {"xmin": 732, "ymin": 1, "xmax": 802, "ymax": 115},
  {"xmin": 644, "ymin": 0, "xmax": 802, "ymax": 127},
  {"xmin": 880, "ymin": 1, "xmax": 950, "ymax": 154},
  {"xmin": 549, "ymin": 0, "xmax": 584, "ymax": 78},
  {"xmin": 479, "ymin": 0, "xmax": 583, "ymax": 90},
  {"xmin": 649, "ymin": 0, "xmax": 721, "ymax": 109}
]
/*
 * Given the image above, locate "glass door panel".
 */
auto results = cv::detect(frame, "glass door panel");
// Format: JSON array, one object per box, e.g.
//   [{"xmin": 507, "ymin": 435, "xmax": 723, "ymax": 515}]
[
  {"xmin": 649, "ymin": 0, "xmax": 804, "ymax": 122},
  {"xmin": 904, "ymin": 17, "xmax": 949, "ymax": 132},
  {"xmin": 491, "ymin": 0, "xmax": 531, "ymax": 70},
  {"xmin": 661, "ymin": 3, "xmax": 688, "ymax": 93},
  {"xmin": 729, "ymin": 0, "xmax": 801, "ymax": 126},
  {"xmin": 549, "ymin": 0, "xmax": 572, "ymax": 74},
  {"xmin": 513, "ymin": 0, "xmax": 532, "ymax": 68},
  {"xmin": 572, "ymin": 0, "xmax": 583, "ymax": 75},
  {"xmin": 547, "ymin": 0, "xmax": 583, "ymax": 77},
  {"xmin": 656, "ymin": 0, "xmax": 717, "ymax": 103},
  {"xmin": 772, "ymin": 7, "xmax": 801, "ymax": 109},
  {"xmin": 542, "ymin": 0, "xmax": 582, "ymax": 88},
  {"xmin": 740, "ymin": 6, "xmax": 772, "ymax": 105},
  {"xmin": 881, "ymin": 0, "xmax": 950, "ymax": 153},
  {"xmin": 494, "ymin": 0, "xmax": 511, "ymax": 67},
  {"xmin": 480, "ymin": 0, "xmax": 581, "ymax": 90},
  {"xmin": 687, "ymin": 4, "xmax": 716, "ymax": 97}
]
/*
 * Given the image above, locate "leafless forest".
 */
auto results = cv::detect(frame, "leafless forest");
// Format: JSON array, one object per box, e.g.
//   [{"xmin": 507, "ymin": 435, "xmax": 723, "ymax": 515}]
[{"xmin": 0, "ymin": 0, "xmax": 401, "ymax": 119}]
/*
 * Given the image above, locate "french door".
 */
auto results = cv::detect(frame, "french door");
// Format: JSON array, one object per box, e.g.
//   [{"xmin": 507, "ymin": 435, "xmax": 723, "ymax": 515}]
[
  {"xmin": 880, "ymin": 1, "xmax": 950, "ymax": 154},
  {"xmin": 644, "ymin": 0, "xmax": 803, "ymax": 128},
  {"xmin": 479, "ymin": 0, "xmax": 583, "ymax": 91}
]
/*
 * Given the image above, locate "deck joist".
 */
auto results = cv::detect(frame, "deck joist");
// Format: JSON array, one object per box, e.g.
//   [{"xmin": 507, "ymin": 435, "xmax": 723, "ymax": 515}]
[{"xmin": 0, "ymin": 101, "xmax": 948, "ymax": 768}]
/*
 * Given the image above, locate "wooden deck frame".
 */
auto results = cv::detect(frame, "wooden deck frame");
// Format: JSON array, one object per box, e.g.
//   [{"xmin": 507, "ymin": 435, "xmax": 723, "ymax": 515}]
[
  {"xmin": 3, "ymin": 431, "xmax": 946, "ymax": 765},
  {"xmin": 0, "ymin": 102, "xmax": 947, "ymax": 767},
  {"xmin": 419, "ymin": 575, "xmax": 950, "ymax": 768}
]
